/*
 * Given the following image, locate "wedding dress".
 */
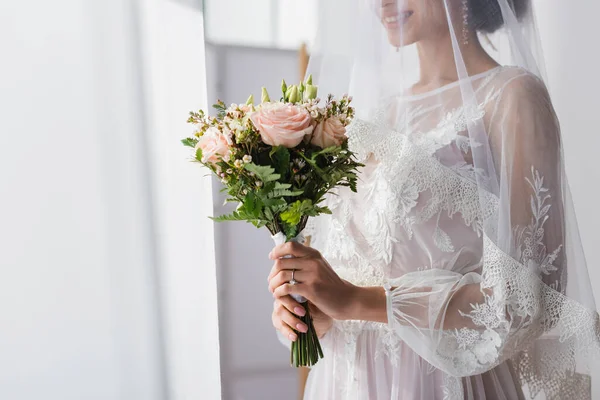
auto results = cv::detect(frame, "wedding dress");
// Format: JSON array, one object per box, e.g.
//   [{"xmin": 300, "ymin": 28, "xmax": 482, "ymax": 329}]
[
  {"xmin": 289, "ymin": 1, "xmax": 600, "ymax": 399},
  {"xmin": 303, "ymin": 65, "xmax": 594, "ymax": 399}
]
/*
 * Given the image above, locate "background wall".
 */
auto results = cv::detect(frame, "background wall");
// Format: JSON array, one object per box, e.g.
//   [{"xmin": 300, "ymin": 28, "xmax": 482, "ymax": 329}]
[
  {"xmin": 138, "ymin": 1, "xmax": 222, "ymax": 399},
  {"xmin": 533, "ymin": 0, "xmax": 600, "ymax": 278},
  {"xmin": 0, "ymin": 1, "xmax": 165, "ymax": 398},
  {"xmin": 0, "ymin": 1, "xmax": 220, "ymax": 399},
  {"xmin": 533, "ymin": 2, "xmax": 600, "ymax": 393},
  {"xmin": 206, "ymin": 44, "xmax": 301, "ymax": 400}
]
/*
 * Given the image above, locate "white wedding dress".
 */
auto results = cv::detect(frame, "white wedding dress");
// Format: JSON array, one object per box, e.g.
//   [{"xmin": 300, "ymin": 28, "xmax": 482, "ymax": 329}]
[{"xmin": 298, "ymin": 66, "xmax": 595, "ymax": 400}]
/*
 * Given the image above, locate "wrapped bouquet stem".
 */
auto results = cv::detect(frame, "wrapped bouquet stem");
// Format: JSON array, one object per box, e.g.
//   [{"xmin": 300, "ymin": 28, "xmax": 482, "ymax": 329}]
[
  {"xmin": 182, "ymin": 75, "xmax": 362, "ymax": 367},
  {"xmin": 271, "ymin": 226, "xmax": 324, "ymax": 367}
]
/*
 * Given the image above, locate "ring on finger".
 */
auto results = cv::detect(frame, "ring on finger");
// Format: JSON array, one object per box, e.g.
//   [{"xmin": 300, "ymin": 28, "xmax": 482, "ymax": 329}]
[{"xmin": 289, "ymin": 269, "xmax": 298, "ymax": 286}]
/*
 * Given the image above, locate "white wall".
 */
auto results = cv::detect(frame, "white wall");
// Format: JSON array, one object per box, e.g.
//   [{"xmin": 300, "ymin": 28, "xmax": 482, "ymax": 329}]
[
  {"xmin": 533, "ymin": 1, "xmax": 600, "ymax": 275},
  {"xmin": 0, "ymin": 1, "xmax": 220, "ymax": 399},
  {"xmin": 204, "ymin": 0, "xmax": 317, "ymax": 49},
  {"xmin": 0, "ymin": 1, "xmax": 165, "ymax": 399},
  {"xmin": 534, "ymin": 0, "xmax": 600, "ymax": 396},
  {"xmin": 206, "ymin": 44, "xmax": 300, "ymax": 400},
  {"xmin": 137, "ymin": 1, "xmax": 222, "ymax": 399}
]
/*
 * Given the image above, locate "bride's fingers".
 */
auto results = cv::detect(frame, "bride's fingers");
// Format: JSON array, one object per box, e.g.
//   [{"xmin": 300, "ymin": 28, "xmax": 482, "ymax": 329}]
[
  {"xmin": 275, "ymin": 302, "xmax": 308, "ymax": 333},
  {"xmin": 269, "ymin": 241, "xmax": 316, "ymax": 260},
  {"xmin": 272, "ymin": 311, "xmax": 297, "ymax": 341},
  {"xmin": 267, "ymin": 257, "xmax": 309, "ymax": 282},
  {"xmin": 276, "ymin": 296, "xmax": 306, "ymax": 317},
  {"xmin": 274, "ymin": 282, "xmax": 310, "ymax": 301},
  {"xmin": 268, "ymin": 269, "xmax": 308, "ymax": 293}
]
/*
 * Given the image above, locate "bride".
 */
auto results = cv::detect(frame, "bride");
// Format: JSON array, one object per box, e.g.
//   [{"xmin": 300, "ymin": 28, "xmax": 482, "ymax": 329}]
[{"xmin": 267, "ymin": 0, "xmax": 600, "ymax": 398}]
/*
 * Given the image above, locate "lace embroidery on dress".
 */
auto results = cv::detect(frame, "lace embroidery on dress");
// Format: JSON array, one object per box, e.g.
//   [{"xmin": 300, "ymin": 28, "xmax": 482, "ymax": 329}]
[
  {"xmin": 514, "ymin": 167, "xmax": 563, "ymax": 276},
  {"xmin": 443, "ymin": 374, "xmax": 464, "ymax": 400},
  {"xmin": 347, "ymin": 108, "xmax": 499, "ymax": 256},
  {"xmin": 432, "ymin": 168, "xmax": 596, "ymax": 397}
]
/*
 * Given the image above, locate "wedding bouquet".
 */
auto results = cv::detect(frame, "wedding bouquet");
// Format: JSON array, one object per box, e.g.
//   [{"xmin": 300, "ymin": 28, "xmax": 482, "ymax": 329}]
[{"xmin": 182, "ymin": 75, "xmax": 362, "ymax": 367}]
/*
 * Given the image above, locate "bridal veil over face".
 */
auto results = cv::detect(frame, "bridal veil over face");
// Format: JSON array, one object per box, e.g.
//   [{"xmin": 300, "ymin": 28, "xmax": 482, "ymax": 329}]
[{"xmin": 304, "ymin": 0, "xmax": 600, "ymax": 398}]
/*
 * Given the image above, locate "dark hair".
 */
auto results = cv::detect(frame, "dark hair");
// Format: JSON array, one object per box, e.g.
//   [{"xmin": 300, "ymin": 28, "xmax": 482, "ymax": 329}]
[{"xmin": 469, "ymin": 0, "xmax": 531, "ymax": 33}]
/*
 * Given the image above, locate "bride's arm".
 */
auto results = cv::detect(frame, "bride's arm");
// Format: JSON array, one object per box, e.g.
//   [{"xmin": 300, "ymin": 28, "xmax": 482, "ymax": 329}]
[{"xmin": 358, "ymin": 73, "xmax": 565, "ymax": 376}]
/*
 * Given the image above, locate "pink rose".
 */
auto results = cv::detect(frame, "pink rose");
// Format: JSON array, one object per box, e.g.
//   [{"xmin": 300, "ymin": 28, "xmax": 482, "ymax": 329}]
[
  {"xmin": 250, "ymin": 103, "xmax": 314, "ymax": 148},
  {"xmin": 196, "ymin": 127, "xmax": 230, "ymax": 164},
  {"xmin": 311, "ymin": 117, "xmax": 347, "ymax": 148}
]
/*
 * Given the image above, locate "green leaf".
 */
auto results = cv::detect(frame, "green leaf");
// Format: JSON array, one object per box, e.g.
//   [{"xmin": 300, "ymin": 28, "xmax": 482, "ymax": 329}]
[
  {"xmin": 244, "ymin": 192, "xmax": 256, "ymax": 214},
  {"xmin": 283, "ymin": 224, "xmax": 298, "ymax": 240},
  {"xmin": 312, "ymin": 145, "xmax": 341, "ymax": 157},
  {"xmin": 264, "ymin": 207, "xmax": 274, "ymax": 221},
  {"xmin": 244, "ymin": 163, "xmax": 281, "ymax": 183},
  {"xmin": 263, "ymin": 197, "xmax": 287, "ymax": 211},
  {"xmin": 195, "ymin": 147, "xmax": 203, "ymax": 162},
  {"xmin": 267, "ymin": 182, "xmax": 303, "ymax": 198},
  {"xmin": 315, "ymin": 206, "xmax": 332, "ymax": 215},
  {"xmin": 211, "ymin": 211, "xmax": 245, "ymax": 222},
  {"xmin": 211, "ymin": 208, "xmax": 266, "ymax": 227},
  {"xmin": 182, "ymin": 138, "xmax": 199, "ymax": 148},
  {"xmin": 269, "ymin": 146, "xmax": 290, "ymax": 177},
  {"xmin": 244, "ymin": 191, "xmax": 263, "ymax": 219},
  {"xmin": 213, "ymin": 100, "xmax": 227, "ymax": 119},
  {"xmin": 280, "ymin": 199, "xmax": 313, "ymax": 226}
]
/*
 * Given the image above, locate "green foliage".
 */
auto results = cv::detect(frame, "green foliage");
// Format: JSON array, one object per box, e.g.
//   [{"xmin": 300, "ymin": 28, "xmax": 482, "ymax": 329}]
[
  {"xmin": 213, "ymin": 100, "xmax": 227, "ymax": 119},
  {"xmin": 195, "ymin": 148, "xmax": 203, "ymax": 162},
  {"xmin": 280, "ymin": 200, "xmax": 313, "ymax": 226},
  {"xmin": 244, "ymin": 163, "xmax": 281, "ymax": 183},
  {"xmin": 205, "ymin": 144, "xmax": 362, "ymax": 239},
  {"xmin": 267, "ymin": 182, "xmax": 304, "ymax": 199},
  {"xmin": 270, "ymin": 146, "xmax": 290, "ymax": 177},
  {"xmin": 181, "ymin": 138, "xmax": 198, "ymax": 148}
]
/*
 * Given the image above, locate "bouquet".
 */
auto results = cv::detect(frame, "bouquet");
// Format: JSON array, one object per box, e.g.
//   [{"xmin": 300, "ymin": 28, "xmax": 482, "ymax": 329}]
[{"xmin": 182, "ymin": 75, "xmax": 362, "ymax": 367}]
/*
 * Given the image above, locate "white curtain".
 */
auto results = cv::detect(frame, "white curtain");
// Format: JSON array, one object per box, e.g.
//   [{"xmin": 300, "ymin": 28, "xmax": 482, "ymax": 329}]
[{"xmin": 0, "ymin": 0, "xmax": 220, "ymax": 399}]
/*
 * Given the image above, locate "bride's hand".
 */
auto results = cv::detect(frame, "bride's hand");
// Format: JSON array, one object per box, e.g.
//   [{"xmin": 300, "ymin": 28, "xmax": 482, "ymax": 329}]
[
  {"xmin": 271, "ymin": 297, "xmax": 333, "ymax": 341},
  {"xmin": 267, "ymin": 242, "xmax": 358, "ymax": 321}
]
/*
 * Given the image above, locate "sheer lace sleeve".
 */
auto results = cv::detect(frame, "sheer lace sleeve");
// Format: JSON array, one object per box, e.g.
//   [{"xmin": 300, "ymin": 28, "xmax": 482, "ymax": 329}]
[{"xmin": 385, "ymin": 73, "xmax": 571, "ymax": 378}]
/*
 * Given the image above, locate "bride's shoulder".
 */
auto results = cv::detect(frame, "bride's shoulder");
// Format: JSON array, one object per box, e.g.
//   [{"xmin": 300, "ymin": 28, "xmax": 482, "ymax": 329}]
[
  {"xmin": 488, "ymin": 66, "xmax": 551, "ymax": 104},
  {"xmin": 485, "ymin": 67, "xmax": 559, "ymax": 139}
]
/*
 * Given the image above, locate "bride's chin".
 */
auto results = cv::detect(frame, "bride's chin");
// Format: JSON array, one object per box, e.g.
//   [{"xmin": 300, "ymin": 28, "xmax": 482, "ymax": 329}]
[
  {"xmin": 385, "ymin": 28, "xmax": 417, "ymax": 48},
  {"xmin": 387, "ymin": 35, "xmax": 416, "ymax": 48}
]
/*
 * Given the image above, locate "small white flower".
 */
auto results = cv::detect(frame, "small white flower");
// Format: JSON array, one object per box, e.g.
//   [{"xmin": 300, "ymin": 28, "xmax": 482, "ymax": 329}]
[
  {"xmin": 249, "ymin": 172, "xmax": 255, "ymax": 177},
  {"xmin": 243, "ymin": 155, "xmax": 252, "ymax": 163},
  {"xmin": 234, "ymin": 159, "xmax": 244, "ymax": 168},
  {"xmin": 256, "ymin": 181, "xmax": 263, "ymax": 188},
  {"xmin": 226, "ymin": 169, "xmax": 233, "ymax": 174}
]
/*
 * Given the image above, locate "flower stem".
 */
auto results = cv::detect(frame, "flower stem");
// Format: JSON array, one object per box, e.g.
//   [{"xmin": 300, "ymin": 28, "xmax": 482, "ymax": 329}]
[{"xmin": 289, "ymin": 302, "xmax": 323, "ymax": 367}]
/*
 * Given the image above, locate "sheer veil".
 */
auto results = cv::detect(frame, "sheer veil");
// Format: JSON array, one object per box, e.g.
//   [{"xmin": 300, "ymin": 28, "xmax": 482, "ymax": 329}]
[{"xmin": 306, "ymin": 0, "xmax": 600, "ymax": 398}]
